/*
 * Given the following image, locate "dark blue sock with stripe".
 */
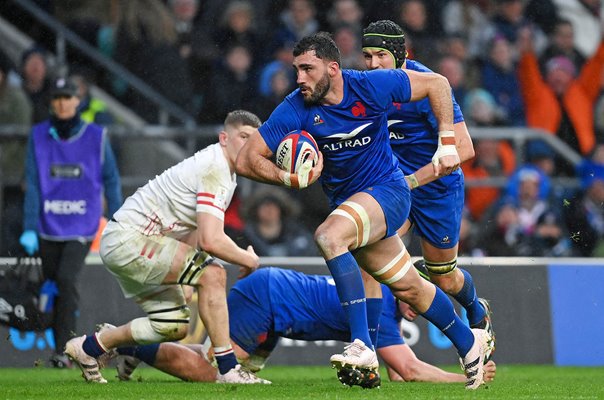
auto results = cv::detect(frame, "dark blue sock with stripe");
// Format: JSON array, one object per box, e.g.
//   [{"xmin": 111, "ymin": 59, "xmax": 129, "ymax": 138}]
[
  {"xmin": 214, "ymin": 346, "xmax": 238, "ymax": 374},
  {"xmin": 82, "ymin": 334, "xmax": 106, "ymax": 358},
  {"xmin": 366, "ymin": 297, "xmax": 383, "ymax": 349},
  {"xmin": 422, "ymin": 286, "xmax": 474, "ymax": 357},
  {"xmin": 326, "ymin": 252, "xmax": 372, "ymax": 347},
  {"xmin": 117, "ymin": 344, "xmax": 160, "ymax": 365},
  {"xmin": 453, "ymin": 269, "xmax": 485, "ymax": 326}
]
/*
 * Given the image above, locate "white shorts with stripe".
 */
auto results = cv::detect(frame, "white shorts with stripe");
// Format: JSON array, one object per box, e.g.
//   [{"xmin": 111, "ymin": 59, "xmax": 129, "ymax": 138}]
[{"xmin": 100, "ymin": 220, "xmax": 198, "ymax": 298}]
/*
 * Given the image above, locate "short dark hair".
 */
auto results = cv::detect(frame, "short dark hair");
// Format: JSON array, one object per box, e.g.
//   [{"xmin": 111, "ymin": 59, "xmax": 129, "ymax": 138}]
[
  {"xmin": 293, "ymin": 32, "xmax": 341, "ymax": 65},
  {"xmin": 224, "ymin": 109, "xmax": 261, "ymax": 128},
  {"xmin": 362, "ymin": 20, "xmax": 407, "ymax": 68}
]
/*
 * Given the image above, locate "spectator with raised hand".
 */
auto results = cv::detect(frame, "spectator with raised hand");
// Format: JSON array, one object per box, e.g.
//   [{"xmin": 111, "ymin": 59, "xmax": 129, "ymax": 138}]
[
  {"xmin": 19, "ymin": 77, "xmax": 122, "ymax": 368},
  {"xmin": 517, "ymin": 26, "xmax": 604, "ymax": 175}
]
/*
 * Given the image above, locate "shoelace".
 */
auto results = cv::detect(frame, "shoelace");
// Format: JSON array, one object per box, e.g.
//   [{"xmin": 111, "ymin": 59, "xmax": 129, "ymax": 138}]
[{"xmin": 342, "ymin": 342, "xmax": 364, "ymax": 357}]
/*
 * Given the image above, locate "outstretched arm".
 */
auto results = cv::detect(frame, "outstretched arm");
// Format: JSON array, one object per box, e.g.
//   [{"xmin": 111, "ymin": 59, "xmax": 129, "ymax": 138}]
[{"xmin": 380, "ymin": 344, "xmax": 465, "ymax": 383}]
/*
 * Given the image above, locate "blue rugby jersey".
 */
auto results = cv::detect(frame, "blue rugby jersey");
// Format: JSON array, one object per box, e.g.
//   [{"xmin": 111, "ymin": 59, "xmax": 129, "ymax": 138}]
[
  {"xmin": 387, "ymin": 60, "xmax": 465, "ymax": 197},
  {"xmin": 259, "ymin": 69, "xmax": 411, "ymax": 207},
  {"xmin": 261, "ymin": 267, "xmax": 403, "ymax": 348}
]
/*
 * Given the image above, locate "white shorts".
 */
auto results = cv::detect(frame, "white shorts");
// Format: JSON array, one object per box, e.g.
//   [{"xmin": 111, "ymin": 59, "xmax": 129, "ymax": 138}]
[{"xmin": 100, "ymin": 220, "xmax": 198, "ymax": 298}]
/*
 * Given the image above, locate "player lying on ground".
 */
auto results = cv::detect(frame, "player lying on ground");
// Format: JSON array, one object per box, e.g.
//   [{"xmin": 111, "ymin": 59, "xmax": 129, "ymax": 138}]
[{"xmin": 101, "ymin": 267, "xmax": 495, "ymax": 387}]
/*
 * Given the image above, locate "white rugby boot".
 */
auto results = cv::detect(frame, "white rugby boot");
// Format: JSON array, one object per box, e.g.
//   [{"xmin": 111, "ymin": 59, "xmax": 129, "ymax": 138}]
[
  {"xmin": 330, "ymin": 339, "xmax": 379, "ymax": 371},
  {"xmin": 116, "ymin": 356, "xmax": 141, "ymax": 381},
  {"xmin": 64, "ymin": 335, "xmax": 108, "ymax": 383},
  {"xmin": 216, "ymin": 364, "xmax": 272, "ymax": 384},
  {"xmin": 461, "ymin": 328, "xmax": 492, "ymax": 390},
  {"xmin": 471, "ymin": 298, "xmax": 496, "ymax": 362}
]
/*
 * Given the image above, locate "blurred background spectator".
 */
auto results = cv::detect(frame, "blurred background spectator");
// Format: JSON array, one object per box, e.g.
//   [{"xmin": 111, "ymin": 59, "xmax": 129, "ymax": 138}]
[
  {"xmin": 477, "ymin": 165, "xmax": 571, "ymax": 257},
  {"xmin": 20, "ymin": 46, "xmax": 52, "ymax": 124},
  {"xmin": 0, "ymin": 51, "xmax": 33, "ymax": 256},
  {"xmin": 113, "ymin": 0, "xmax": 194, "ymax": 123},
  {"xmin": 240, "ymin": 188, "xmax": 319, "ymax": 257},
  {"xmin": 565, "ymin": 156, "xmax": 604, "ymax": 256}
]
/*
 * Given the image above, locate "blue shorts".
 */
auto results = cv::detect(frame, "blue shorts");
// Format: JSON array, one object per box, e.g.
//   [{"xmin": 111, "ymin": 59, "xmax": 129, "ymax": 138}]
[
  {"xmin": 361, "ymin": 176, "xmax": 411, "ymax": 238},
  {"xmin": 227, "ymin": 270, "xmax": 273, "ymax": 355},
  {"xmin": 409, "ymin": 181, "xmax": 463, "ymax": 249}
]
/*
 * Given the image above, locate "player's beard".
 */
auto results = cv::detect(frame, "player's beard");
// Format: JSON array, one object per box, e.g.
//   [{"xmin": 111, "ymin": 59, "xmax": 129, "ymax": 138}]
[{"xmin": 302, "ymin": 72, "xmax": 330, "ymax": 105}]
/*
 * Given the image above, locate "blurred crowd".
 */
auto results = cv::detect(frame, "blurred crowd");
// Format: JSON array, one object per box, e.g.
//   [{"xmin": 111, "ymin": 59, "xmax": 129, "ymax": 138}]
[{"xmin": 2, "ymin": 0, "xmax": 604, "ymax": 257}]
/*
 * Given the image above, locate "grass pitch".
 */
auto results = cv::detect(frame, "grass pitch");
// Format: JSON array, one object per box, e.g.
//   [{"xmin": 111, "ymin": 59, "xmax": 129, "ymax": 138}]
[{"xmin": 0, "ymin": 365, "xmax": 603, "ymax": 400}]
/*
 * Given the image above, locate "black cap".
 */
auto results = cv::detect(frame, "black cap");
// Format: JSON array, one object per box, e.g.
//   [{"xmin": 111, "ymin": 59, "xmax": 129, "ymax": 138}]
[{"xmin": 51, "ymin": 77, "xmax": 78, "ymax": 98}]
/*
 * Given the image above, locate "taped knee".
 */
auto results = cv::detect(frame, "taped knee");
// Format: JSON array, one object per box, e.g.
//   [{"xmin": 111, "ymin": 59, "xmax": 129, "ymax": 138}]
[
  {"xmin": 328, "ymin": 201, "xmax": 371, "ymax": 250},
  {"xmin": 370, "ymin": 249, "xmax": 412, "ymax": 285},
  {"xmin": 424, "ymin": 258, "xmax": 457, "ymax": 275},
  {"xmin": 130, "ymin": 305, "xmax": 191, "ymax": 344}
]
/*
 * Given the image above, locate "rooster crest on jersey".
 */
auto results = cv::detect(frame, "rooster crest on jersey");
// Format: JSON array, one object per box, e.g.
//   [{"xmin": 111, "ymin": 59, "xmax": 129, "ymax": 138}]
[{"xmin": 275, "ymin": 130, "xmax": 319, "ymax": 174}]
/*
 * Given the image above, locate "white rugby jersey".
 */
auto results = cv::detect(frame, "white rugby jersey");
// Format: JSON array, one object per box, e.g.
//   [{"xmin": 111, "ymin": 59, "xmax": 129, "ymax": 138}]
[{"xmin": 113, "ymin": 143, "xmax": 235, "ymax": 240}]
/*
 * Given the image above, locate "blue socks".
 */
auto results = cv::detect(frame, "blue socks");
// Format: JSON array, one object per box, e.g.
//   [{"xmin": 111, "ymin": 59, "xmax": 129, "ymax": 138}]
[
  {"xmin": 82, "ymin": 334, "xmax": 106, "ymax": 358},
  {"xmin": 453, "ymin": 269, "xmax": 485, "ymax": 327},
  {"xmin": 214, "ymin": 345, "xmax": 238, "ymax": 374},
  {"xmin": 117, "ymin": 343, "xmax": 160, "ymax": 365},
  {"xmin": 422, "ymin": 286, "xmax": 474, "ymax": 357},
  {"xmin": 366, "ymin": 298, "xmax": 382, "ymax": 349},
  {"xmin": 326, "ymin": 253, "xmax": 372, "ymax": 348}
]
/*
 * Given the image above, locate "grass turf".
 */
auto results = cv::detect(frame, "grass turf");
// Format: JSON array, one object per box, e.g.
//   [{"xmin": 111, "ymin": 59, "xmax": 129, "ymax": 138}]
[{"xmin": 0, "ymin": 365, "xmax": 603, "ymax": 399}]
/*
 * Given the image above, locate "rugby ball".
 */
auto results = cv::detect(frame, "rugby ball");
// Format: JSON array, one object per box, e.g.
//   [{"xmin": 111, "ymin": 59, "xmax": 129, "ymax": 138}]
[{"xmin": 275, "ymin": 130, "xmax": 319, "ymax": 173}]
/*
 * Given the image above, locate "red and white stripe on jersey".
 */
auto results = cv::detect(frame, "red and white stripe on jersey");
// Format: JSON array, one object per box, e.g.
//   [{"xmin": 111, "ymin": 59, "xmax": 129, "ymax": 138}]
[{"xmin": 196, "ymin": 192, "xmax": 225, "ymax": 220}]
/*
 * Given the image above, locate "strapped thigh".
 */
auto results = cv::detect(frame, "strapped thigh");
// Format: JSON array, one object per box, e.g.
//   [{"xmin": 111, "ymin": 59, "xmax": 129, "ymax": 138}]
[
  {"xmin": 424, "ymin": 257, "xmax": 458, "ymax": 275},
  {"xmin": 329, "ymin": 201, "xmax": 371, "ymax": 250},
  {"xmin": 178, "ymin": 250, "xmax": 216, "ymax": 285},
  {"xmin": 369, "ymin": 247, "xmax": 412, "ymax": 285}
]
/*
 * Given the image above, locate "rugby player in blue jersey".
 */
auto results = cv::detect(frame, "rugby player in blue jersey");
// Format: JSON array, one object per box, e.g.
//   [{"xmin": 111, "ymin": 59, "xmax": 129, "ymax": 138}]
[
  {"xmin": 235, "ymin": 32, "xmax": 491, "ymax": 389},
  {"xmin": 361, "ymin": 20, "xmax": 495, "ymax": 349},
  {"xmin": 107, "ymin": 267, "xmax": 496, "ymax": 386}
]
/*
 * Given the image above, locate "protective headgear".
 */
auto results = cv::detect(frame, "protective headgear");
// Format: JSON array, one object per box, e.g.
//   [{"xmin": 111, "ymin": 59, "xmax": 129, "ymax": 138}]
[{"xmin": 362, "ymin": 20, "xmax": 407, "ymax": 68}]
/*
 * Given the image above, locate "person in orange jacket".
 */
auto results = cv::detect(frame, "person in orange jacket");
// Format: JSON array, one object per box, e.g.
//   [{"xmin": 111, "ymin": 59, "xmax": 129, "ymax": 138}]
[{"xmin": 517, "ymin": 26, "xmax": 604, "ymax": 174}]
